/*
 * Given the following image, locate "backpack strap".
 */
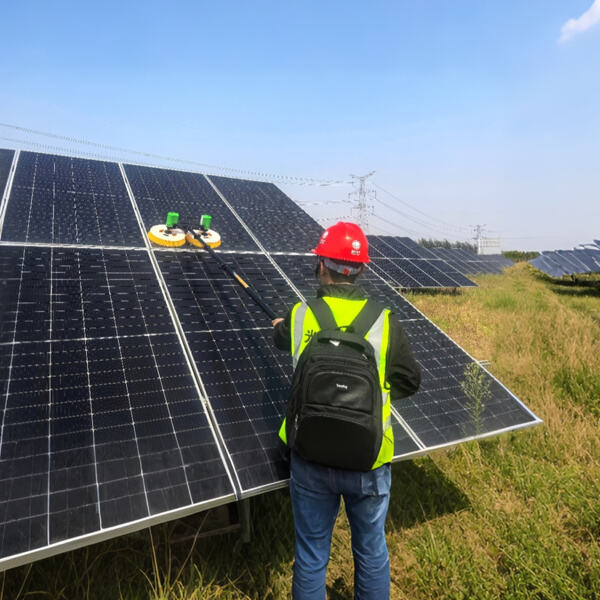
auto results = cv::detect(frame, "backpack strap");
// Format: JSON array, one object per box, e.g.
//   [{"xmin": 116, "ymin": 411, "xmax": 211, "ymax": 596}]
[
  {"xmin": 307, "ymin": 298, "xmax": 338, "ymax": 331},
  {"xmin": 348, "ymin": 299, "xmax": 385, "ymax": 338},
  {"xmin": 308, "ymin": 297, "xmax": 385, "ymax": 337}
]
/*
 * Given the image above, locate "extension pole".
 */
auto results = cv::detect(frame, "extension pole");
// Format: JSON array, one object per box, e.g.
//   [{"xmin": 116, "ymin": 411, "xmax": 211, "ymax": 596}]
[{"xmin": 187, "ymin": 229, "xmax": 277, "ymax": 320}]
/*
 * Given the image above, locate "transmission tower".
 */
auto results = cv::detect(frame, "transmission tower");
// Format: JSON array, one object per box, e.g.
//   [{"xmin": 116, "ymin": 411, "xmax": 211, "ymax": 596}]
[
  {"xmin": 349, "ymin": 171, "xmax": 376, "ymax": 231},
  {"xmin": 472, "ymin": 224, "xmax": 486, "ymax": 255}
]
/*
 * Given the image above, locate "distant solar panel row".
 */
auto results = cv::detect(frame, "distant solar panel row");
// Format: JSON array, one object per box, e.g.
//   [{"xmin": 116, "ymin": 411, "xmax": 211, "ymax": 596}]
[
  {"xmin": 367, "ymin": 236, "xmax": 477, "ymax": 287},
  {"xmin": 428, "ymin": 247, "xmax": 513, "ymax": 275},
  {"xmin": 530, "ymin": 248, "xmax": 600, "ymax": 277},
  {"xmin": 0, "ymin": 148, "xmax": 540, "ymax": 572}
]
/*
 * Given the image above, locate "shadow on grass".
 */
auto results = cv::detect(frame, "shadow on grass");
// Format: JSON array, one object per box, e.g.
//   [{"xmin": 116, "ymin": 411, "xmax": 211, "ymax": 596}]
[
  {"xmin": 550, "ymin": 285, "xmax": 600, "ymax": 298},
  {"xmin": 531, "ymin": 269, "xmax": 600, "ymax": 293},
  {"xmin": 403, "ymin": 287, "xmax": 464, "ymax": 297},
  {"xmin": 387, "ymin": 458, "xmax": 470, "ymax": 531}
]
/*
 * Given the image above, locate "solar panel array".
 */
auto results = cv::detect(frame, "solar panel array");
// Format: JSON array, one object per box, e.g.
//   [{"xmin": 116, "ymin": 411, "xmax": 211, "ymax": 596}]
[
  {"xmin": 530, "ymin": 247, "xmax": 600, "ymax": 277},
  {"xmin": 367, "ymin": 236, "xmax": 477, "ymax": 288},
  {"xmin": 429, "ymin": 247, "xmax": 514, "ymax": 275},
  {"xmin": 0, "ymin": 148, "xmax": 540, "ymax": 571}
]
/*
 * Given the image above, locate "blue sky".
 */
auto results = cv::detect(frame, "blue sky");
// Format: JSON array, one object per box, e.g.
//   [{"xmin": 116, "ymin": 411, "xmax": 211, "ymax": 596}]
[{"xmin": 1, "ymin": 1, "xmax": 598, "ymax": 251}]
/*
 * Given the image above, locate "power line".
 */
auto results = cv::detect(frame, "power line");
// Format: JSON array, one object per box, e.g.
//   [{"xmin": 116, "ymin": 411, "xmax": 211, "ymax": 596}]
[
  {"xmin": 0, "ymin": 122, "xmax": 352, "ymax": 187},
  {"xmin": 372, "ymin": 182, "xmax": 472, "ymax": 233},
  {"xmin": 372, "ymin": 193, "xmax": 469, "ymax": 239}
]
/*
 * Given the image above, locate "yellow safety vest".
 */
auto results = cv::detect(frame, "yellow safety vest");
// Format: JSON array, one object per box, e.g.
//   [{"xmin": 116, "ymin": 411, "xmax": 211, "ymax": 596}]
[{"xmin": 279, "ymin": 296, "xmax": 394, "ymax": 469}]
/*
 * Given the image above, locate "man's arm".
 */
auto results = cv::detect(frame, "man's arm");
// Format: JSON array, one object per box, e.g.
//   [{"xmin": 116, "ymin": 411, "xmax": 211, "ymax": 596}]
[
  {"xmin": 386, "ymin": 314, "xmax": 421, "ymax": 399},
  {"xmin": 273, "ymin": 312, "xmax": 292, "ymax": 352}
]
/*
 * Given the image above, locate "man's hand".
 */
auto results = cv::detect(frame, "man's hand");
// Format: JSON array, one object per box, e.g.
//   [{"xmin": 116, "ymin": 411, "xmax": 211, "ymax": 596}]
[{"xmin": 272, "ymin": 318, "xmax": 284, "ymax": 327}]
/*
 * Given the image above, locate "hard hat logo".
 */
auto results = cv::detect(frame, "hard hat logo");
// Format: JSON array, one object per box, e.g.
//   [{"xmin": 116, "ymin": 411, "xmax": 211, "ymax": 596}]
[{"xmin": 310, "ymin": 222, "xmax": 370, "ymax": 263}]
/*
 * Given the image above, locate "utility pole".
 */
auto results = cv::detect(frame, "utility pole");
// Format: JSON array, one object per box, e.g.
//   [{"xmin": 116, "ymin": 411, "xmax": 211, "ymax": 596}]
[
  {"xmin": 349, "ymin": 171, "xmax": 376, "ymax": 231},
  {"xmin": 473, "ymin": 224, "xmax": 486, "ymax": 255}
]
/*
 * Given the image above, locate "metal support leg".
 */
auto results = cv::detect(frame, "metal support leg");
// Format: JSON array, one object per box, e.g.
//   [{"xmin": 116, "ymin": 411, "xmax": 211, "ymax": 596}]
[{"xmin": 238, "ymin": 498, "xmax": 252, "ymax": 543}]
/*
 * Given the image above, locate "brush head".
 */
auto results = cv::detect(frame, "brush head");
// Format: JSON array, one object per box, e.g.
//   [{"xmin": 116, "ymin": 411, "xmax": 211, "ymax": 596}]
[
  {"xmin": 147, "ymin": 225, "xmax": 187, "ymax": 247},
  {"xmin": 186, "ymin": 228, "xmax": 221, "ymax": 248}
]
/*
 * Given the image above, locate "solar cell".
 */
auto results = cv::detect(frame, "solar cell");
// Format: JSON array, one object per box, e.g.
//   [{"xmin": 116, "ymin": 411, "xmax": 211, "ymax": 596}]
[{"xmin": 1, "ymin": 152, "xmax": 143, "ymax": 246}]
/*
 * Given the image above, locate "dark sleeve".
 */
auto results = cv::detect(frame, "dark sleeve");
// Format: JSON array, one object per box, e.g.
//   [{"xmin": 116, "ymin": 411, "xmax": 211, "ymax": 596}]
[
  {"xmin": 385, "ymin": 313, "xmax": 421, "ymax": 399},
  {"xmin": 273, "ymin": 310, "xmax": 292, "ymax": 352}
]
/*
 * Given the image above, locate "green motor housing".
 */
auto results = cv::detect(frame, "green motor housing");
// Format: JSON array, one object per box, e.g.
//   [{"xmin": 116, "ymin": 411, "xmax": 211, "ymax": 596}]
[
  {"xmin": 165, "ymin": 212, "xmax": 179, "ymax": 228},
  {"xmin": 200, "ymin": 214, "xmax": 212, "ymax": 230}
]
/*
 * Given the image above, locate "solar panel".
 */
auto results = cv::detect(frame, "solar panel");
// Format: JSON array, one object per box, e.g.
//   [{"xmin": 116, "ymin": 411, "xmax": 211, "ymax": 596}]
[
  {"xmin": 155, "ymin": 250, "xmax": 296, "ymax": 493},
  {"xmin": 0, "ymin": 148, "xmax": 541, "ymax": 571},
  {"xmin": 541, "ymin": 251, "xmax": 582, "ymax": 274},
  {"xmin": 429, "ymin": 247, "xmax": 513, "ymax": 276},
  {"xmin": 1, "ymin": 152, "xmax": 143, "ymax": 247},
  {"xmin": 0, "ymin": 244, "xmax": 235, "ymax": 569},
  {"xmin": 208, "ymin": 175, "xmax": 323, "ymax": 252},
  {"xmin": 366, "ymin": 237, "xmax": 477, "ymax": 288},
  {"xmin": 531, "ymin": 248, "xmax": 600, "ymax": 277},
  {"xmin": 529, "ymin": 255, "xmax": 567, "ymax": 278},
  {"xmin": 568, "ymin": 250, "xmax": 600, "ymax": 272},
  {"xmin": 124, "ymin": 165, "xmax": 260, "ymax": 252},
  {"xmin": 580, "ymin": 249, "xmax": 600, "ymax": 271},
  {"xmin": 557, "ymin": 250, "xmax": 593, "ymax": 273}
]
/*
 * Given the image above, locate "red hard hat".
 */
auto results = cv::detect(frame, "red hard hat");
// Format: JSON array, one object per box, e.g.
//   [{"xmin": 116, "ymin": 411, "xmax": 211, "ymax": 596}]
[{"xmin": 311, "ymin": 222, "xmax": 370, "ymax": 263}]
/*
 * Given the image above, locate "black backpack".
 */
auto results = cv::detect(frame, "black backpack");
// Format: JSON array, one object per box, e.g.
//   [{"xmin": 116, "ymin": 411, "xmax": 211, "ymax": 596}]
[{"xmin": 285, "ymin": 298, "xmax": 385, "ymax": 471}]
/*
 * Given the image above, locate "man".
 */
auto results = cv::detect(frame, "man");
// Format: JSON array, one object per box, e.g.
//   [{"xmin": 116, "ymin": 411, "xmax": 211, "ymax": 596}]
[{"xmin": 272, "ymin": 222, "xmax": 421, "ymax": 600}]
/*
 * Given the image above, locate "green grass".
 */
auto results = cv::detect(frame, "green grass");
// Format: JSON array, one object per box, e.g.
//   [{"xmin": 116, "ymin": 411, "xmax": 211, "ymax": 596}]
[{"xmin": 2, "ymin": 263, "xmax": 599, "ymax": 599}]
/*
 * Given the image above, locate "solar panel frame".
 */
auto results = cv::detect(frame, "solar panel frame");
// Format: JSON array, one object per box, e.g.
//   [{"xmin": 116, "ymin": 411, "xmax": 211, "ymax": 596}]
[
  {"xmin": 0, "ymin": 149, "xmax": 14, "ymax": 201},
  {"xmin": 0, "ymin": 149, "xmax": 18, "ymax": 238}
]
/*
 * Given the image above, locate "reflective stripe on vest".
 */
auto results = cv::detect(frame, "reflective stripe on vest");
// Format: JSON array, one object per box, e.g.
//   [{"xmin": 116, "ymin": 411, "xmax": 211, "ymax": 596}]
[{"xmin": 279, "ymin": 297, "xmax": 394, "ymax": 469}]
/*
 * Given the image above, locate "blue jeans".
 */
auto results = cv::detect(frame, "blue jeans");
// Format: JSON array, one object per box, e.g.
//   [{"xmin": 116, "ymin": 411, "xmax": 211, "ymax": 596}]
[{"xmin": 289, "ymin": 451, "xmax": 391, "ymax": 600}]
